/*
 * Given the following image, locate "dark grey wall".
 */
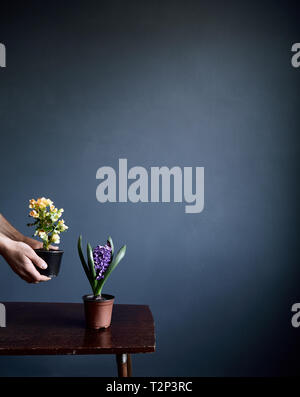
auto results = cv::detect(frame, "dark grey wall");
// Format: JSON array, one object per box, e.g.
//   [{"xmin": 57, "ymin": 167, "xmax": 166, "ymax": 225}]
[{"xmin": 0, "ymin": 0, "xmax": 300, "ymax": 376}]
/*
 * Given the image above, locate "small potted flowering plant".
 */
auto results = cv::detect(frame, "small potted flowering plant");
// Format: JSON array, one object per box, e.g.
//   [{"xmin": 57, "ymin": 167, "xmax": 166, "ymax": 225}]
[
  {"xmin": 78, "ymin": 235, "xmax": 126, "ymax": 329},
  {"xmin": 27, "ymin": 197, "xmax": 68, "ymax": 277}
]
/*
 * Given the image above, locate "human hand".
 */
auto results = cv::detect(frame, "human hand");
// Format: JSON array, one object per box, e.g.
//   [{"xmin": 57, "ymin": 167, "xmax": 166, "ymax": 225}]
[
  {"xmin": 0, "ymin": 236, "xmax": 51, "ymax": 283},
  {"xmin": 23, "ymin": 236, "xmax": 59, "ymax": 251}
]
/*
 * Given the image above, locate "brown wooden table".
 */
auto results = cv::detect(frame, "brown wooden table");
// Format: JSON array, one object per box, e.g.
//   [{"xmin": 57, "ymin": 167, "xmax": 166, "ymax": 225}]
[{"xmin": 0, "ymin": 302, "xmax": 155, "ymax": 377}]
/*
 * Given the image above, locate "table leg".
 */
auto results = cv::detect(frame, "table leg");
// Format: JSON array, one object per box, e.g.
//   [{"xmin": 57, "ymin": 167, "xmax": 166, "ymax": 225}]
[
  {"xmin": 127, "ymin": 354, "xmax": 132, "ymax": 377},
  {"xmin": 116, "ymin": 353, "xmax": 128, "ymax": 377}
]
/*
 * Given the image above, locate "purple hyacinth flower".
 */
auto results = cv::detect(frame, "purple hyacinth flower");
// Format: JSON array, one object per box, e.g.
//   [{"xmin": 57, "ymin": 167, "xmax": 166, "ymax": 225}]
[{"xmin": 92, "ymin": 243, "xmax": 112, "ymax": 280}]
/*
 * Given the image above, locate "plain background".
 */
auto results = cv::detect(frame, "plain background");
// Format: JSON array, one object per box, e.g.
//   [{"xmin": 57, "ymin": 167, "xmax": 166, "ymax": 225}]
[{"xmin": 0, "ymin": 0, "xmax": 300, "ymax": 376}]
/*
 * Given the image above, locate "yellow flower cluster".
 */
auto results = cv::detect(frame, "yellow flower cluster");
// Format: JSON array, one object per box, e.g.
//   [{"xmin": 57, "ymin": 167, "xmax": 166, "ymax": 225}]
[
  {"xmin": 29, "ymin": 197, "xmax": 64, "ymax": 221},
  {"xmin": 29, "ymin": 197, "xmax": 53, "ymax": 210},
  {"xmin": 28, "ymin": 197, "xmax": 68, "ymax": 250}
]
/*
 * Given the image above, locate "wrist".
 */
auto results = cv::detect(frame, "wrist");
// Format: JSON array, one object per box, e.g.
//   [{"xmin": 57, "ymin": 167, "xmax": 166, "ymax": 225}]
[{"xmin": 0, "ymin": 234, "xmax": 13, "ymax": 255}]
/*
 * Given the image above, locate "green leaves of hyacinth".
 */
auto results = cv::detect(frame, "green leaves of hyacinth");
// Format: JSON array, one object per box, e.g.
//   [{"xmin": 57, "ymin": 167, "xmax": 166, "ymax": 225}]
[{"xmin": 77, "ymin": 235, "xmax": 126, "ymax": 297}]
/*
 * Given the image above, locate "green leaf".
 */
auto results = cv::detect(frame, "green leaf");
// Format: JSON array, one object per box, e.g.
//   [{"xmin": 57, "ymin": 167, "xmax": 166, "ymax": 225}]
[
  {"xmin": 87, "ymin": 243, "xmax": 97, "ymax": 294},
  {"xmin": 77, "ymin": 236, "xmax": 93, "ymax": 291},
  {"xmin": 95, "ymin": 244, "xmax": 126, "ymax": 296},
  {"xmin": 107, "ymin": 236, "xmax": 114, "ymax": 258}
]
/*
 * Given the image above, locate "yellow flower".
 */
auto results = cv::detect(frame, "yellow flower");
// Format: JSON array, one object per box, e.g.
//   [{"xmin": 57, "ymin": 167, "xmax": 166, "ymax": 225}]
[
  {"xmin": 52, "ymin": 234, "xmax": 60, "ymax": 244},
  {"xmin": 29, "ymin": 199, "xmax": 36, "ymax": 209},
  {"xmin": 29, "ymin": 210, "xmax": 38, "ymax": 218},
  {"xmin": 36, "ymin": 197, "xmax": 53, "ymax": 209},
  {"xmin": 36, "ymin": 198, "xmax": 47, "ymax": 209},
  {"xmin": 58, "ymin": 219, "xmax": 68, "ymax": 231},
  {"xmin": 38, "ymin": 230, "xmax": 47, "ymax": 240}
]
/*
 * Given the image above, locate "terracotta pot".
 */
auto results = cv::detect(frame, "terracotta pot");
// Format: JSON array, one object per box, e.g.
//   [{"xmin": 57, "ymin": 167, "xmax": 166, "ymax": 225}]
[
  {"xmin": 82, "ymin": 294, "xmax": 114, "ymax": 329},
  {"xmin": 34, "ymin": 249, "xmax": 63, "ymax": 278}
]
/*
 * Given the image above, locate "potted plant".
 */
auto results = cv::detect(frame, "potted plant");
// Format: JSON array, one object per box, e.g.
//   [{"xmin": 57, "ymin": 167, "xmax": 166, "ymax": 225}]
[
  {"xmin": 78, "ymin": 235, "xmax": 126, "ymax": 329},
  {"xmin": 27, "ymin": 197, "xmax": 68, "ymax": 277}
]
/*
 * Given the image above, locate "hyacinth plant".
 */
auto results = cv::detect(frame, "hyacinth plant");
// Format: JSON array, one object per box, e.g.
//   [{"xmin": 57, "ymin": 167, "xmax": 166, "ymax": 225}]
[
  {"xmin": 78, "ymin": 235, "xmax": 126, "ymax": 299},
  {"xmin": 27, "ymin": 197, "xmax": 68, "ymax": 250}
]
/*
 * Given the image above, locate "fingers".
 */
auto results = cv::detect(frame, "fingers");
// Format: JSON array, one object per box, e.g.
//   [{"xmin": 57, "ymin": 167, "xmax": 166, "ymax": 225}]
[
  {"xmin": 3, "ymin": 239, "xmax": 51, "ymax": 284},
  {"xmin": 22, "ymin": 237, "xmax": 43, "ymax": 250},
  {"xmin": 14, "ymin": 260, "xmax": 42, "ymax": 283},
  {"xmin": 22, "ymin": 245, "xmax": 51, "ymax": 283},
  {"xmin": 18, "ymin": 270, "xmax": 34, "ymax": 284},
  {"xmin": 26, "ymin": 247, "xmax": 48, "ymax": 270},
  {"xmin": 38, "ymin": 275, "xmax": 52, "ymax": 282},
  {"xmin": 22, "ymin": 257, "xmax": 51, "ymax": 283},
  {"xmin": 23, "ymin": 237, "xmax": 59, "ymax": 251}
]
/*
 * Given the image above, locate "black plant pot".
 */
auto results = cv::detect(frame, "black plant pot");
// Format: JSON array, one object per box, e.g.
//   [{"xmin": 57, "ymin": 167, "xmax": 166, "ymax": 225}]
[{"xmin": 34, "ymin": 249, "xmax": 64, "ymax": 278}]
